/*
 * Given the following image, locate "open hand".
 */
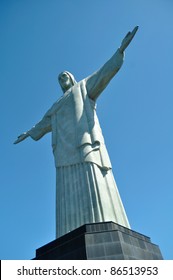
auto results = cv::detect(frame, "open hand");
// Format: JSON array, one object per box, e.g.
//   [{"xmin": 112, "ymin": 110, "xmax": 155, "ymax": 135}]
[
  {"xmin": 14, "ymin": 132, "xmax": 29, "ymax": 144},
  {"xmin": 119, "ymin": 26, "xmax": 139, "ymax": 53}
]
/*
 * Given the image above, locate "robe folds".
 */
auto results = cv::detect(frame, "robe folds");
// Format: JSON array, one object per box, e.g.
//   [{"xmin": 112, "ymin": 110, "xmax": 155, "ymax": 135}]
[{"xmin": 28, "ymin": 48, "xmax": 130, "ymax": 238}]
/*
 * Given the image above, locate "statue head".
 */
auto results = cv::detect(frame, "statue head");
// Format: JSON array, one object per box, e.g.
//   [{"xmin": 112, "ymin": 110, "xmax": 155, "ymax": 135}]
[{"xmin": 58, "ymin": 71, "xmax": 77, "ymax": 93}]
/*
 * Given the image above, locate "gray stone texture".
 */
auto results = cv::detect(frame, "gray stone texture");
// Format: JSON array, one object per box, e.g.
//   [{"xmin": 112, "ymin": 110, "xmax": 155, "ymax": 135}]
[
  {"xmin": 34, "ymin": 222, "xmax": 163, "ymax": 260},
  {"xmin": 15, "ymin": 27, "xmax": 139, "ymax": 239}
]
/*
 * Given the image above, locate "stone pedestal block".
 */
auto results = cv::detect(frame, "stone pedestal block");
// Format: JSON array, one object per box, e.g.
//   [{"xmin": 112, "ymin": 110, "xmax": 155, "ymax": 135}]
[{"xmin": 33, "ymin": 222, "xmax": 163, "ymax": 260}]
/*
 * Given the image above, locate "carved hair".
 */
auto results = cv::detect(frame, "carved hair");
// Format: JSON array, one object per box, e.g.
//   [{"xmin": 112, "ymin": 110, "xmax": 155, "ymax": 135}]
[{"xmin": 58, "ymin": 71, "xmax": 77, "ymax": 86}]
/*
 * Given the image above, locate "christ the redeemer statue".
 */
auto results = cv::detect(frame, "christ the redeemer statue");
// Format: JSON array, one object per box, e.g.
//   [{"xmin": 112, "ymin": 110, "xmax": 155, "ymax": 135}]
[{"xmin": 14, "ymin": 26, "xmax": 138, "ymax": 238}]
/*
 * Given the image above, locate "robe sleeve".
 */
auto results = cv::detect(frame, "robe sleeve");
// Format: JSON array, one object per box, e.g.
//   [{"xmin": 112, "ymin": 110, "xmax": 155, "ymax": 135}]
[
  {"xmin": 28, "ymin": 113, "xmax": 52, "ymax": 141},
  {"xmin": 85, "ymin": 48, "xmax": 124, "ymax": 100}
]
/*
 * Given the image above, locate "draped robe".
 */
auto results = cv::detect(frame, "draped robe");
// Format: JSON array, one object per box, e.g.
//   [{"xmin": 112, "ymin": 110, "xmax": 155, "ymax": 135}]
[{"xmin": 28, "ymin": 48, "xmax": 130, "ymax": 238}]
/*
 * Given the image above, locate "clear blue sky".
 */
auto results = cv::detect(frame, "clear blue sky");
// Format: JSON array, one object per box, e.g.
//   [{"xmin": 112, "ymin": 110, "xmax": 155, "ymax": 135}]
[{"xmin": 0, "ymin": 0, "xmax": 173, "ymax": 260}]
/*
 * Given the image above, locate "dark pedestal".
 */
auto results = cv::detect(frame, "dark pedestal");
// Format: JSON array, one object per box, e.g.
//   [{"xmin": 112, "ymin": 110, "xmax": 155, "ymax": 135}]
[{"xmin": 33, "ymin": 222, "xmax": 163, "ymax": 260}]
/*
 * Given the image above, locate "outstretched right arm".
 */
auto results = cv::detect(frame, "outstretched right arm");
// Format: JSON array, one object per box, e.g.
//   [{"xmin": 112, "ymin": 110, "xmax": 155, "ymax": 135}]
[
  {"xmin": 14, "ymin": 132, "xmax": 29, "ymax": 144},
  {"xmin": 14, "ymin": 114, "xmax": 52, "ymax": 144}
]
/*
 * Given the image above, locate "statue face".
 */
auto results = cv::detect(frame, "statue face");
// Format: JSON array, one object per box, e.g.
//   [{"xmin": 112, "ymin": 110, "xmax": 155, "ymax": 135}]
[{"xmin": 58, "ymin": 72, "xmax": 73, "ymax": 92}]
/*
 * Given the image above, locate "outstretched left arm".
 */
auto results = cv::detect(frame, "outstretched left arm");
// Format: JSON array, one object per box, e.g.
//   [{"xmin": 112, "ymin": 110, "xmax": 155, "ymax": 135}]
[
  {"xmin": 85, "ymin": 26, "xmax": 139, "ymax": 100},
  {"xmin": 85, "ymin": 48, "xmax": 124, "ymax": 100}
]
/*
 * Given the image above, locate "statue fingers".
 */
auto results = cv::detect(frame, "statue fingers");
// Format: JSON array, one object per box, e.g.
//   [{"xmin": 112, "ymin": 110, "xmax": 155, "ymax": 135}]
[
  {"xmin": 124, "ymin": 31, "xmax": 131, "ymax": 38},
  {"xmin": 14, "ymin": 132, "xmax": 28, "ymax": 144},
  {"xmin": 120, "ymin": 26, "xmax": 139, "ymax": 52},
  {"xmin": 130, "ymin": 26, "xmax": 139, "ymax": 40},
  {"xmin": 125, "ymin": 26, "xmax": 139, "ymax": 42},
  {"xmin": 14, "ymin": 137, "xmax": 21, "ymax": 144}
]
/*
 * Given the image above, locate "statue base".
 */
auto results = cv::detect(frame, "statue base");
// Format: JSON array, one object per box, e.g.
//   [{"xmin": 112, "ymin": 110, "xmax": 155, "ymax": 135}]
[{"xmin": 33, "ymin": 222, "xmax": 163, "ymax": 260}]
